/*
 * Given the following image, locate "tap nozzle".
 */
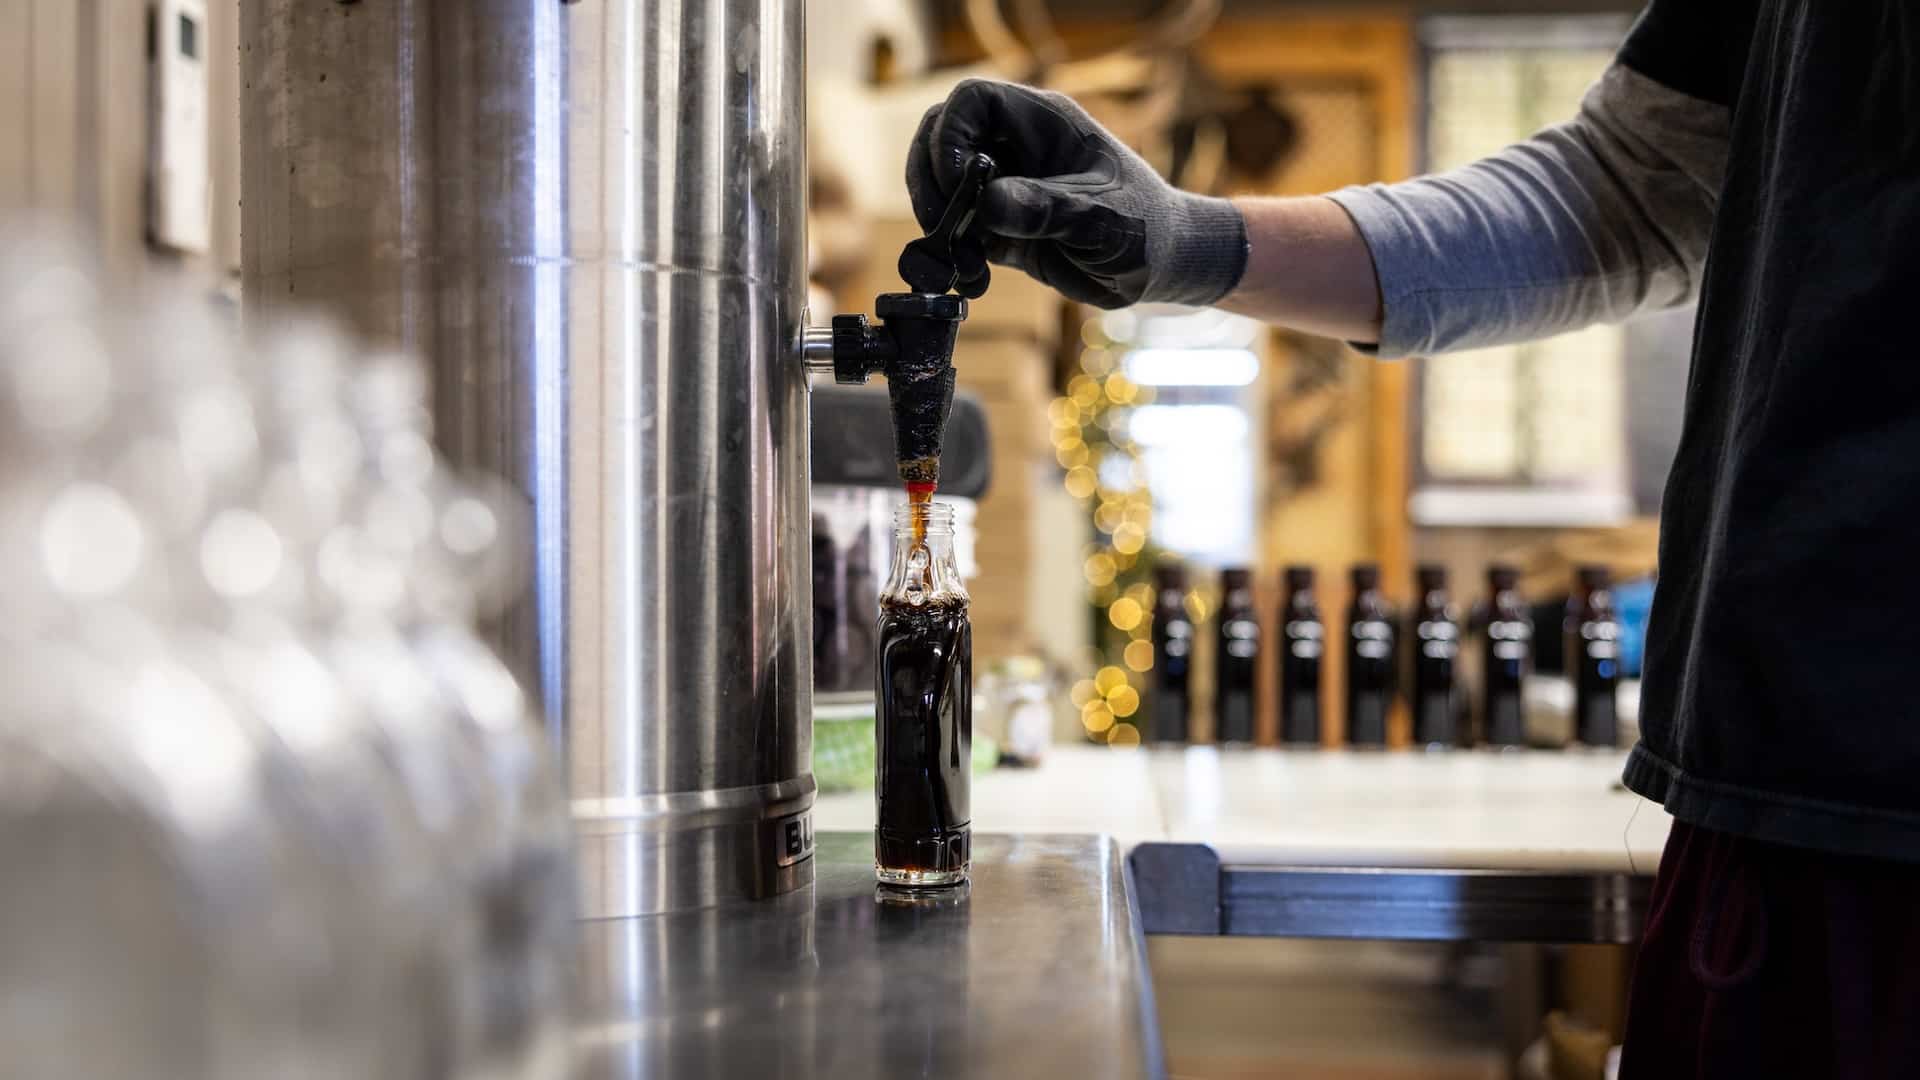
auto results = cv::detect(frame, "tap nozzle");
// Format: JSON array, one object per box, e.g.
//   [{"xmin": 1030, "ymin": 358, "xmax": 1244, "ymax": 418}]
[
  {"xmin": 824, "ymin": 292, "xmax": 966, "ymax": 490},
  {"xmin": 822, "ymin": 153, "xmax": 990, "ymax": 493}
]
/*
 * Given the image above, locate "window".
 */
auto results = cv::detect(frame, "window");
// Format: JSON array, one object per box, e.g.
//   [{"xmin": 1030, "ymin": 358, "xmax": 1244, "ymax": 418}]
[
  {"xmin": 178, "ymin": 13, "xmax": 198, "ymax": 61},
  {"xmin": 1107, "ymin": 308, "xmax": 1264, "ymax": 567},
  {"xmin": 1411, "ymin": 16, "xmax": 1642, "ymax": 526}
]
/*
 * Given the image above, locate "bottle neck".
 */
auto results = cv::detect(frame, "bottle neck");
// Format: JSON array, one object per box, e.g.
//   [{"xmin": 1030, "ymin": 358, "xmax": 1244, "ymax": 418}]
[{"xmin": 882, "ymin": 502, "xmax": 967, "ymax": 607}]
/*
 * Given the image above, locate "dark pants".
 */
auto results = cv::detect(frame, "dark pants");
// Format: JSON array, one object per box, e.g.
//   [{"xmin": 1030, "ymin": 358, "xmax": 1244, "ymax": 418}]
[{"xmin": 1620, "ymin": 821, "xmax": 1920, "ymax": 1078}]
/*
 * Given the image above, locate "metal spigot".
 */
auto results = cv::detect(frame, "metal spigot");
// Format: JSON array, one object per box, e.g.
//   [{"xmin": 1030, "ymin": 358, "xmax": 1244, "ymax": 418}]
[{"xmin": 805, "ymin": 154, "xmax": 996, "ymax": 490}]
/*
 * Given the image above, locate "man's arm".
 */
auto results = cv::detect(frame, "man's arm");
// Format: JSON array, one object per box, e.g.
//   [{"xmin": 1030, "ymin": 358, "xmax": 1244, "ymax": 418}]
[
  {"xmin": 1307, "ymin": 64, "xmax": 1729, "ymax": 357},
  {"xmin": 1214, "ymin": 64, "xmax": 1728, "ymax": 354},
  {"xmin": 908, "ymin": 62, "xmax": 1727, "ymax": 354},
  {"xmin": 1214, "ymin": 195, "xmax": 1384, "ymax": 344}
]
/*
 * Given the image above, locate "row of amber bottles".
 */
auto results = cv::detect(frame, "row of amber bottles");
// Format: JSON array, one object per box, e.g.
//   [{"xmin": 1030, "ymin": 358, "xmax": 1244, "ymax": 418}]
[{"xmin": 1150, "ymin": 563, "xmax": 1622, "ymax": 749}]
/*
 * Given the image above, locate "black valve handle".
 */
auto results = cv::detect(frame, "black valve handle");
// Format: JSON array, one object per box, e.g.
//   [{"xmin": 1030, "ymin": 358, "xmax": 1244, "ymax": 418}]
[{"xmin": 897, "ymin": 152, "xmax": 996, "ymax": 296}]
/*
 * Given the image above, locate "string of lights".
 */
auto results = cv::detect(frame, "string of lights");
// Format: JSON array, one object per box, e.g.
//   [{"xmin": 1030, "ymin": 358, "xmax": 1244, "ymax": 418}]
[{"xmin": 1050, "ymin": 317, "xmax": 1211, "ymax": 747}]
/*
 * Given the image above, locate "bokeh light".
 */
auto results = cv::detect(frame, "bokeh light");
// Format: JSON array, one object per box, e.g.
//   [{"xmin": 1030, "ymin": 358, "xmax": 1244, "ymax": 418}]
[
  {"xmin": 1080, "ymin": 348, "xmax": 1116, "ymax": 376},
  {"xmin": 1184, "ymin": 588, "xmax": 1212, "ymax": 623},
  {"xmin": 1083, "ymin": 553, "xmax": 1117, "ymax": 587},
  {"xmin": 1056, "ymin": 312, "xmax": 1162, "ymax": 745}
]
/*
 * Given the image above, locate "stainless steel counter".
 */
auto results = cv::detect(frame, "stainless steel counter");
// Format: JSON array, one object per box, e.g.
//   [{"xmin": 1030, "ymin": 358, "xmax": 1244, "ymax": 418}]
[{"xmin": 571, "ymin": 832, "xmax": 1166, "ymax": 1079}]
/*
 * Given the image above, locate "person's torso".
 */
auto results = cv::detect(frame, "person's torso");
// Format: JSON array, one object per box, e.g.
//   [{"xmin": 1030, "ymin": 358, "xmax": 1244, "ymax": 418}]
[{"xmin": 1631, "ymin": 0, "xmax": 1920, "ymax": 839}]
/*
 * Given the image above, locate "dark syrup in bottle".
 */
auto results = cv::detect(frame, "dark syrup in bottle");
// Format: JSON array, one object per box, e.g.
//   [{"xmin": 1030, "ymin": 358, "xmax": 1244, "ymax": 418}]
[{"xmin": 874, "ymin": 500, "xmax": 971, "ymax": 887}]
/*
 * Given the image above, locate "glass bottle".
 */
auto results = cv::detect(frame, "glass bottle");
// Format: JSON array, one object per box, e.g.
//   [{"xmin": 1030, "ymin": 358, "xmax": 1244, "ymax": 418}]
[
  {"xmin": 1411, "ymin": 565, "xmax": 1461, "ymax": 749},
  {"xmin": 1149, "ymin": 564, "xmax": 1193, "ymax": 743},
  {"xmin": 874, "ymin": 501, "xmax": 972, "ymax": 887},
  {"xmin": 1481, "ymin": 564, "xmax": 1532, "ymax": 748},
  {"xmin": 1568, "ymin": 565, "xmax": 1620, "ymax": 748},
  {"xmin": 1214, "ymin": 567, "xmax": 1260, "ymax": 744},
  {"xmin": 1345, "ymin": 563, "xmax": 1396, "ymax": 747},
  {"xmin": 1277, "ymin": 566, "xmax": 1323, "ymax": 746}
]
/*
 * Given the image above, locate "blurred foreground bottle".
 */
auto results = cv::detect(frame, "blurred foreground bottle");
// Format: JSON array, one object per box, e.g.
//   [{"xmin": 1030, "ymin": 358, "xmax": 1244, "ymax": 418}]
[{"xmin": 0, "ymin": 228, "xmax": 576, "ymax": 1080}]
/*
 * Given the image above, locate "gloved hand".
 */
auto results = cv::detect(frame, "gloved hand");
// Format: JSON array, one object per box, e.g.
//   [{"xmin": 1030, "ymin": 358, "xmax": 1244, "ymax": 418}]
[{"xmin": 906, "ymin": 79, "xmax": 1248, "ymax": 309}]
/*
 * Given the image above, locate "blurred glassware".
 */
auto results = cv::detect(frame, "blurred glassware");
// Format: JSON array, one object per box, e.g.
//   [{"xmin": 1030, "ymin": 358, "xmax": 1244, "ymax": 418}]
[
  {"xmin": 975, "ymin": 657, "xmax": 1053, "ymax": 767},
  {"xmin": 0, "ymin": 223, "xmax": 575, "ymax": 1080}
]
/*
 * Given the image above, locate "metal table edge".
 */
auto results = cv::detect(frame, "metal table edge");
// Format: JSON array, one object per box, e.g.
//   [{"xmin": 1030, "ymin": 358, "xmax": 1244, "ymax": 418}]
[{"xmin": 1127, "ymin": 841, "xmax": 1654, "ymax": 944}]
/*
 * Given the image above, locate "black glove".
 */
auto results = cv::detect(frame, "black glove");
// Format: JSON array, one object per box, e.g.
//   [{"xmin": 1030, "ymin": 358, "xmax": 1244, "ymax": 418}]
[{"xmin": 906, "ymin": 79, "xmax": 1248, "ymax": 309}]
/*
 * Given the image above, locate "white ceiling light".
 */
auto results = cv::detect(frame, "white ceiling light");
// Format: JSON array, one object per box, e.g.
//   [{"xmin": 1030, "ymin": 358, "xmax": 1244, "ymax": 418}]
[{"xmin": 1124, "ymin": 348, "xmax": 1260, "ymax": 387}]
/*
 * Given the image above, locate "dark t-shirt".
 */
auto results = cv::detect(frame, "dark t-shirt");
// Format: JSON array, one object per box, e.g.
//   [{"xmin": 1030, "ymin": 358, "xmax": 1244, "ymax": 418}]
[{"xmin": 1618, "ymin": 1, "xmax": 1920, "ymax": 859}]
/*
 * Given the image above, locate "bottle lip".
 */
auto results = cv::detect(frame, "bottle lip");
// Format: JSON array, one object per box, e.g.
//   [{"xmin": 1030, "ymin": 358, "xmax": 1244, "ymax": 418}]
[{"xmin": 893, "ymin": 500, "xmax": 957, "ymax": 531}]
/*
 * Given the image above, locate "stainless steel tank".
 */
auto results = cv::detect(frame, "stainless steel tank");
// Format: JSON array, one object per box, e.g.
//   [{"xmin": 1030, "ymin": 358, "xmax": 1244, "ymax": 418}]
[{"xmin": 242, "ymin": 0, "xmax": 815, "ymax": 917}]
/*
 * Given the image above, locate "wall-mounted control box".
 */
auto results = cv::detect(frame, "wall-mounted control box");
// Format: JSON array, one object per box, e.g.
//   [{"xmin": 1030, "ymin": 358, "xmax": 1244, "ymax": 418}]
[{"xmin": 147, "ymin": 0, "xmax": 210, "ymax": 254}]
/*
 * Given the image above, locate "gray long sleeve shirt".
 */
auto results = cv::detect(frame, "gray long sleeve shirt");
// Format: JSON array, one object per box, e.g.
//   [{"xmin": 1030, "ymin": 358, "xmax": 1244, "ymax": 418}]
[
  {"xmin": 1326, "ymin": 64, "xmax": 1730, "ymax": 358},
  {"xmin": 1346, "ymin": 0, "xmax": 1920, "ymax": 867}
]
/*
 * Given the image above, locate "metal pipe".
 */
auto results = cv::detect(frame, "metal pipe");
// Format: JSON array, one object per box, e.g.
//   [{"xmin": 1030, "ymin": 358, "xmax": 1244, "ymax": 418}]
[
  {"xmin": 801, "ymin": 326, "xmax": 838, "ymax": 374},
  {"xmin": 242, "ymin": 0, "xmax": 815, "ymax": 917}
]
